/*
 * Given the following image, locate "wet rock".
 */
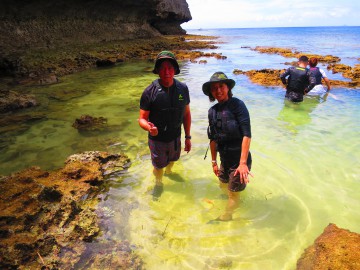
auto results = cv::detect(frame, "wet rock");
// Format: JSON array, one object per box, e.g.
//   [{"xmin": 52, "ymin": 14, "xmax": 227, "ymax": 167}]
[
  {"xmin": 72, "ymin": 115, "xmax": 108, "ymax": 131},
  {"xmin": 0, "ymin": 151, "xmax": 137, "ymax": 269},
  {"xmin": 233, "ymin": 68, "xmax": 284, "ymax": 87},
  {"xmin": 297, "ymin": 223, "xmax": 360, "ymax": 270},
  {"xmin": 38, "ymin": 74, "xmax": 59, "ymax": 85},
  {"xmin": 0, "ymin": 90, "xmax": 38, "ymax": 113},
  {"xmin": 65, "ymin": 151, "xmax": 131, "ymax": 176},
  {"xmin": 252, "ymin": 46, "xmax": 341, "ymax": 64},
  {"xmin": 327, "ymin": 63, "xmax": 352, "ymax": 75},
  {"xmin": 327, "ymin": 63, "xmax": 360, "ymax": 86},
  {"xmin": 253, "ymin": 46, "xmax": 294, "ymax": 58}
]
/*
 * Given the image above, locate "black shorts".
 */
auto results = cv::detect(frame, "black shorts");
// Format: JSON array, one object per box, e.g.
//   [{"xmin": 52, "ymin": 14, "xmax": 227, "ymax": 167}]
[
  {"xmin": 218, "ymin": 151, "xmax": 252, "ymax": 192},
  {"xmin": 285, "ymin": 91, "xmax": 303, "ymax": 102}
]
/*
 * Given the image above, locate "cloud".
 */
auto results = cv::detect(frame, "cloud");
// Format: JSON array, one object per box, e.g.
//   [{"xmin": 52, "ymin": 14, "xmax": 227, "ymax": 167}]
[{"xmin": 184, "ymin": 0, "xmax": 360, "ymax": 28}]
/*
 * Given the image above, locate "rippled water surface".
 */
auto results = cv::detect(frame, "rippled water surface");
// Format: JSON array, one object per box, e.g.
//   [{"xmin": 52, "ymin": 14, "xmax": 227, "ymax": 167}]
[{"xmin": 1, "ymin": 27, "xmax": 360, "ymax": 269}]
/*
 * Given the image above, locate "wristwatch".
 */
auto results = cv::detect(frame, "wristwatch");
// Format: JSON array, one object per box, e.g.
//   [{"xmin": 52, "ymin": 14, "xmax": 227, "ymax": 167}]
[{"xmin": 185, "ymin": 135, "xmax": 191, "ymax": 139}]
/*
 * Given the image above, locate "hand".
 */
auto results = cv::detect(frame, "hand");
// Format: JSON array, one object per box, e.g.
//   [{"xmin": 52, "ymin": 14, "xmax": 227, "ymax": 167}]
[
  {"xmin": 148, "ymin": 122, "xmax": 158, "ymax": 136},
  {"xmin": 234, "ymin": 163, "xmax": 253, "ymax": 184},
  {"xmin": 212, "ymin": 163, "xmax": 219, "ymax": 177},
  {"xmin": 184, "ymin": 138, "xmax": 191, "ymax": 153}
]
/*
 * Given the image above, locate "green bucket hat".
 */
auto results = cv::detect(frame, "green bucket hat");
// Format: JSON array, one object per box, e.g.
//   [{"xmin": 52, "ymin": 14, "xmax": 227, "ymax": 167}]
[
  {"xmin": 202, "ymin": 72, "xmax": 235, "ymax": 96},
  {"xmin": 152, "ymin": 51, "xmax": 180, "ymax": 75}
]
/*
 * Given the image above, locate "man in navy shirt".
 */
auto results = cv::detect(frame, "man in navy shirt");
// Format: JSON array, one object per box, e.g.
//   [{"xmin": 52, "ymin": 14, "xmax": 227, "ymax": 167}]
[{"xmin": 139, "ymin": 51, "xmax": 191, "ymax": 200}]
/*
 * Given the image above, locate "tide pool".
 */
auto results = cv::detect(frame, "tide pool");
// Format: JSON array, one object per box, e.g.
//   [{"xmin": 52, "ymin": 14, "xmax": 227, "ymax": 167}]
[{"xmin": 1, "ymin": 27, "xmax": 360, "ymax": 269}]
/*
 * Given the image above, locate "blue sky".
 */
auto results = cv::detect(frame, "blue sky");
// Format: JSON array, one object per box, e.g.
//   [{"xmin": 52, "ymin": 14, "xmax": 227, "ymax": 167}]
[{"xmin": 184, "ymin": 0, "xmax": 360, "ymax": 29}]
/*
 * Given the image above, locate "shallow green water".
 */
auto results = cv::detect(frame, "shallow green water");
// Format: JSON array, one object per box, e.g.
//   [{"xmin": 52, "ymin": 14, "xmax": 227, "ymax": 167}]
[{"xmin": 2, "ymin": 60, "xmax": 359, "ymax": 269}]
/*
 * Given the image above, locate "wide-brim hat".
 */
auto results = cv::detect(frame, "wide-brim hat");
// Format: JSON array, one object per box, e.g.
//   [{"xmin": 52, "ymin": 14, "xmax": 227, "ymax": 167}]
[
  {"xmin": 152, "ymin": 51, "xmax": 180, "ymax": 75},
  {"xmin": 202, "ymin": 72, "xmax": 235, "ymax": 96}
]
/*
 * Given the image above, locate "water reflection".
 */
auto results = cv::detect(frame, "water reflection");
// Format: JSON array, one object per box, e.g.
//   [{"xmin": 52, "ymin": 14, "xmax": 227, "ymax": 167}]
[{"xmin": 277, "ymin": 95, "xmax": 327, "ymax": 135}]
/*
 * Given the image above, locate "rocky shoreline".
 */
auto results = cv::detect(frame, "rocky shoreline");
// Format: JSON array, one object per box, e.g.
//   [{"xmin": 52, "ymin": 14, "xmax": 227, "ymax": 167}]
[
  {"xmin": 0, "ymin": 34, "xmax": 219, "ymax": 86},
  {"xmin": 0, "ymin": 34, "xmax": 223, "ymax": 116},
  {"xmin": 0, "ymin": 151, "xmax": 144, "ymax": 269},
  {"xmin": 1, "ymin": 33, "xmax": 360, "ymax": 269}
]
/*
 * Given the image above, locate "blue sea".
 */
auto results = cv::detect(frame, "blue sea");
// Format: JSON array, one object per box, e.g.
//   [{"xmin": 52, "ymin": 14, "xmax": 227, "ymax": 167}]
[
  {"xmin": 1, "ymin": 26, "xmax": 359, "ymax": 269},
  {"xmin": 185, "ymin": 26, "xmax": 360, "ymax": 80}
]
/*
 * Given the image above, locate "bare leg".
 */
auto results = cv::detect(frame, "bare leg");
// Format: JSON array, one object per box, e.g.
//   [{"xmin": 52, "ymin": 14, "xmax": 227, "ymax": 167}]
[
  {"xmin": 152, "ymin": 167, "xmax": 164, "ymax": 200},
  {"xmin": 165, "ymin": 161, "xmax": 175, "ymax": 175},
  {"xmin": 153, "ymin": 167, "xmax": 164, "ymax": 185},
  {"xmin": 219, "ymin": 181, "xmax": 228, "ymax": 196},
  {"xmin": 219, "ymin": 191, "xmax": 239, "ymax": 221}
]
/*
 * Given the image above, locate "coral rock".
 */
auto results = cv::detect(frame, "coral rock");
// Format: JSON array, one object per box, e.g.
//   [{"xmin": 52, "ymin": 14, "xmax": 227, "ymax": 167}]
[{"xmin": 297, "ymin": 223, "xmax": 360, "ymax": 270}]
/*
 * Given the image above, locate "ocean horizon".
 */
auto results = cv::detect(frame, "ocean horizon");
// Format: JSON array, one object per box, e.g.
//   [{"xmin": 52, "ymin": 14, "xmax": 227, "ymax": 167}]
[{"xmin": 186, "ymin": 25, "xmax": 360, "ymax": 29}]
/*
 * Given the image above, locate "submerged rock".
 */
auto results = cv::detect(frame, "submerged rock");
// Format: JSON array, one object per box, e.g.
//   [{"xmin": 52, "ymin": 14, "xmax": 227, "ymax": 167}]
[
  {"xmin": 296, "ymin": 223, "xmax": 360, "ymax": 270},
  {"xmin": 72, "ymin": 115, "xmax": 108, "ymax": 132},
  {"xmin": 0, "ymin": 90, "xmax": 38, "ymax": 113},
  {"xmin": 75, "ymin": 240, "xmax": 143, "ymax": 269},
  {"xmin": 0, "ymin": 151, "xmax": 138, "ymax": 269},
  {"xmin": 204, "ymin": 257, "xmax": 233, "ymax": 269}
]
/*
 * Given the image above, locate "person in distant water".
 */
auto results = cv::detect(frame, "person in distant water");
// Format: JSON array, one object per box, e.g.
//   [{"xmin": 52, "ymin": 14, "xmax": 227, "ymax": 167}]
[
  {"xmin": 307, "ymin": 57, "xmax": 331, "ymax": 96},
  {"xmin": 203, "ymin": 72, "xmax": 252, "ymax": 221},
  {"xmin": 280, "ymin": 55, "xmax": 316, "ymax": 102},
  {"xmin": 138, "ymin": 51, "xmax": 192, "ymax": 200}
]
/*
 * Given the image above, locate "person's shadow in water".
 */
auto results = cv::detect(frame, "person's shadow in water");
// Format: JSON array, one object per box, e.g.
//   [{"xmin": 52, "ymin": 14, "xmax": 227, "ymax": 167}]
[
  {"xmin": 165, "ymin": 172, "xmax": 185, "ymax": 182},
  {"xmin": 152, "ymin": 173, "xmax": 186, "ymax": 201},
  {"xmin": 277, "ymin": 95, "xmax": 327, "ymax": 135}
]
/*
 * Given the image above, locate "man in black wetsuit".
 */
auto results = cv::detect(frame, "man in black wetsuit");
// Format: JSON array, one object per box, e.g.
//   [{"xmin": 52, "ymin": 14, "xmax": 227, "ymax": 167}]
[
  {"xmin": 280, "ymin": 55, "xmax": 316, "ymax": 102},
  {"xmin": 138, "ymin": 51, "xmax": 192, "ymax": 200}
]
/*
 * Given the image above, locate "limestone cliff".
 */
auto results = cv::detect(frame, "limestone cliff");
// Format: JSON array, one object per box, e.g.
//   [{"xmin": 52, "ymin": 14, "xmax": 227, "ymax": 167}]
[{"xmin": 0, "ymin": 0, "xmax": 192, "ymax": 54}]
